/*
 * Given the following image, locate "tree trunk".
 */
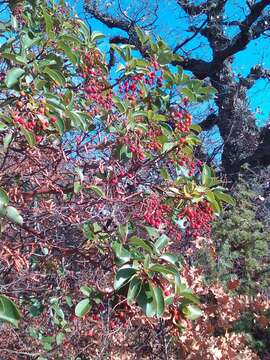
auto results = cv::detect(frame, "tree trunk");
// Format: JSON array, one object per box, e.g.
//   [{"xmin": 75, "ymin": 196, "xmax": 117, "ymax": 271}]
[{"xmin": 211, "ymin": 60, "xmax": 260, "ymax": 177}]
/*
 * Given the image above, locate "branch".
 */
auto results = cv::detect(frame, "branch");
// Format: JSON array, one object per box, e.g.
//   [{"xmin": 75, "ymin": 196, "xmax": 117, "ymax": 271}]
[
  {"xmin": 173, "ymin": 19, "xmax": 207, "ymax": 53},
  {"xmin": 239, "ymin": 64, "xmax": 270, "ymax": 88},
  {"xmin": 84, "ymin": 1, "xmax": 130, "ymax": 31},
  {"xmin": 172, "ymin": 57, "xmax": 212, "ymax": 79},
  {"xmin": 198, "ymin": 113, "xmax": 219, "ymax": 131},
  {"xmin": 213, "ymin": 0, "xmax": 270, "ymax": 64},
  {"xmin": 176, "ymin": 0, "xmax": 207, "ymax": 16},
  {"xmin": 240, "ymin": 125, "xmax": 270, "ymax": 167}
]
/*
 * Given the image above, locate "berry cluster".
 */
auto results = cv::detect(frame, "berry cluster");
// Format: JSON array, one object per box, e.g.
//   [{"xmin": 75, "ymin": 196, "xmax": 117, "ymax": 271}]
[
  {"xmin": 82, "ymin": 50, "xmax": 113, "ymax": 115},
  {"xmin": 178, "ymin": 156, "xmax": 203, "ymax": 177},
  {"xmin": 177, "ymin": 201, "xmax": 213, "ymax": 238},
  {"xmin": 12, "ymin": 93, "xmax": 58, "ymax": 143},
  {"xmin": 118, "ymin": 59, "xmax": 163, "ymax": 103},
  {"xmin": 173, "ymin": 111, "xmax": 192, "ymax": 133},
  {"xmin": 142, "ymin": 196, "xmax": 170, "ymax": 228}
]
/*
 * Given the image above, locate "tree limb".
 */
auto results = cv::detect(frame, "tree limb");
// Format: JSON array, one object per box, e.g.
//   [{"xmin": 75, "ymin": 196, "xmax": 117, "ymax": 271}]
[
  {"xmin": 176, "ymin": 0, "xmax": 208, "ymax": 16},
  {"xmin": 198, "ymin": 113, "xmax": 219, "ymax": 131},
  {"xmin": 239, "ymin": 64, "xmax": 270, "ymax": 88},
  {"xmin": 213, "ymin": 0, "xmax": 270, "ymax": 64}
]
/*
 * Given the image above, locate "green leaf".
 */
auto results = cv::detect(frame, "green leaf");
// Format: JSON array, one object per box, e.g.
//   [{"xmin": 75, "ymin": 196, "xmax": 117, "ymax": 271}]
[
  {"xmin": 176, "ymin": 283, "xmax": 199, "ymax": 304},
  {"xmin": 0, "ymin": 295, "xmax": 21, "ymax": 327},
  {"xmin": 80, "ymin": 286, "xmax": 93, "ymax": 297},
  {"xmin": 160, "ymin": 167, "xmax": 170, "ymax": 180},
  {"xmin": 145, "ymin": 226, "xmax": 160, "ymax": 239},
  {"xmin": 137, "ymin": 282, "xmax": 156, "ymax": 317},
  {"xmin": 75, "ymin": 298, "xmax": 92, "ymax": 317},
  {"xmin": 129, "ymin": 236, "xmax": 153, "ymax": 254},
  {"xmin": 3, "ymin": 133, "xmax": 12, "ymax": 150},
  {"xmin": 214, "ymin": 191, "xmax": 235, "ymax": 206},
  {"xmin": 112, "ymin": 242, "xmax": 131, "ymax": 265},
  {"xmin": 0, "ymin": 187, "xmax": 9, "ymax": 207},
  {"xmin": 58, "ymin": 41, "xmax": 78, "ymax": 65},
  {"xmin": 74, "ymin": 181, "xmax": 82, "ymax": 194},
  {"xmin": 206, "ymin": 191, "xmax": 221, "ymax": 214},
  {"xmin": 20, "ymin": 127, "xmax": 36, "ymax": 147},
  {"xmin": 55, "ymin": 116, "xmax": 65, "ymax": 134},
  {"xmin": 88, "ymin": 185, "xmax": 105, "ymax": 198},
  {"xmin": 5, "ymin": 206, "xmax": 23, "ymax": 225},
  {"xmin": 151, "ymin": 285, "xmax": 165, "ymax": 317},
  {"xmin": 91, "ymin": 31, "xmax": 105, "ymax": 42},
  {"xmin": 162, "ymin": 142, "xmax": 176, "ymax": 153},
  {"xmin": 56, "ymin": 332, "xmax": 65, "ymax": 345},
  {"xmin": 112, "ymin": 96, "xmax": 127, "ymax": 113},
  {"xmin": 42, "ymin": 6, "xmax": 53, "ymax": 37},
  {"xmin": 181, "ymin": 87, "xmax": 195, "ymax": 101},
  {"xmin": 5, "ymin": 68, "xmax": 25, "ymax": 88},
  {"xmin": 114, "ymin": 266, "xmax": 137, "ymax": 290},
  {"xmin": 44, "ymin": 67, "xmax": 65, "ymax": 86},
  {"xmin": 181, "ymin": 304, "xmax": 202, "ymax": 320},
  {"xmin": 127, "ymin": 277, "xmax": 142, "ymax": 305},
  {"xmin": 160, "ymin": 253, "xmax": 180, "ymax": 267},
  {"xmin": 190, "ymin": 124, "xmax": 202, "ymax": 133},
  {"xmin": 202, "ymin": 164, "xmax": 213, "ymax": 187},
  {"xmin": 149, "ymin": 264, "xmax": 179, "ymax": 276},
  {"xmin": 118, "ymin": 223, "xmax": 129, "ymax": 241},
  {"xmin": 154, "ymin": 234, "xmax": 169, "ymax": 253}
]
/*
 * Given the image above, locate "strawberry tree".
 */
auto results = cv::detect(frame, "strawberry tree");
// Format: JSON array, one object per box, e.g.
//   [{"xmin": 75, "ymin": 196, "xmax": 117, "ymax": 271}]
[{"xmin": 0, "ymin": 0, "xmax": 235, "ymax": 337}]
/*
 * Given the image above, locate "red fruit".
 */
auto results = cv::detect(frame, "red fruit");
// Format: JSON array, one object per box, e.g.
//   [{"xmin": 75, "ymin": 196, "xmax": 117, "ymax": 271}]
[
  {"xmin": 118, "ymin": 312, "xmax": 125, "ymax": 320},
  {"xmin": 69, "ymin": 315, "xmax": 76, "ymax": 322},
  {"xmin": 111, "ymin": 178, "xmax": 118, "ymax": 185},
  {"xmin": 110, "ymin": 320, "xmax": 116, "ymax": 329},
  {"xmin": 35, "ymin": 135, "xmax": 42, "ymax": 143},
  {"xmin": 50, "ymin": 116, "xmax": 57, "ymax": 123},
  {"xmin": 164, "ymin": 290, "xmax": 170, "ymax": 297},
  {"xmin": 92, "ymin": 314, "xmax": 99, "ymax": 321},
  {"xmin": 17, "ymin": 117, "xmax": 25, "ymax": 125},
  {"xmin": 179, "ymin": 137, "xmax": 186, "ymax": 144},
  {"xmin": 87, "ymin": 329, "xmax": 94, "ymax": 336}
]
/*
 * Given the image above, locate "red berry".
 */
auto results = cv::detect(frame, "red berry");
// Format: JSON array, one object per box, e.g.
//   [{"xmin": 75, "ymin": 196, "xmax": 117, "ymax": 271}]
[
  {"xmin": 50, "ymin": 116, "xmax": 57, "ymax": 123},
  {"xmin": 87, "ymin": 329, "xmax": 94, "ymax": 336}
]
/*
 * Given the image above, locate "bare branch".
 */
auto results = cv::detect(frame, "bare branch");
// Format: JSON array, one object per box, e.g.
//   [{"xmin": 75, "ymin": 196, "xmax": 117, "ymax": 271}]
[
  {"xmin": 213, "ymin": 0, "xmax": 270, "ymax": 64},
  {"xmin": 240, "ymin": 64, "xmax": 270, "ymax": 88},
  {"xmin": 198, "ymin": 112, "xmax": 219, "ymax": 131},
  {"xmin": 84, "ymin": 0, "xmax": 131, "ymax": 31},
  {"xmin": 173, "ymin": 19, "xmax": 207, "ymax": 53},
  {"xmin": 176, "ymin": 0, "xmax": 208, "ymax": 16}
]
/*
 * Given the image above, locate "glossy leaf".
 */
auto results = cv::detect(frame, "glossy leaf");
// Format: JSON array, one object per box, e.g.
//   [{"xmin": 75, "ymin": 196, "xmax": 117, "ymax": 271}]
[
  {"xmin": 137, "ymin": 282, "xmax": 156, "ymax": 317},
  {"xmin": 0, "ymin": 295, "xmax": 21, "ymax": 327},
  {"xmin": 151, "ymin": 285, "xmax": 165, "ymax": 317},
  {"xmin": 129, "ymin": 236, "xmax": 153, "ymax": 254},
  {"xmin": 44, "ymin": 67, "xmax": 65, "ymax": 86},
  {"xmin": 75, "ymin": 298, "xmax": 92, "ymax": 317},
  {"xmin": 0, "ymin": 188, "xmax": 9, "ymax": 207},
  {"xmin": 214, "ymin": 191, "xmax": 236, "ymax": 206},
  {"xmin": 88, "ymin": 185, "xmax": 105, "ymax": 198},
  {"xmin": 5, "ymin": 206, "xmax": 23, "ymax": 225},
  {"xmin": 5, "ymin": 68, "xmax": 25, "ymax": 88},
  {"xmin": 127, "ymin": 277, "xmax": 142, "ymax": 305},
  {"xmin": 182, "ymin": 304, "xmax": 202, "ymax": 320},
  {"xmin": 114, "ymin": 266, "xmax": 137, "ymax": 290},
  {"xmin": 154, "ymin": 234, "xmax": 169, "ymax": 253}
]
